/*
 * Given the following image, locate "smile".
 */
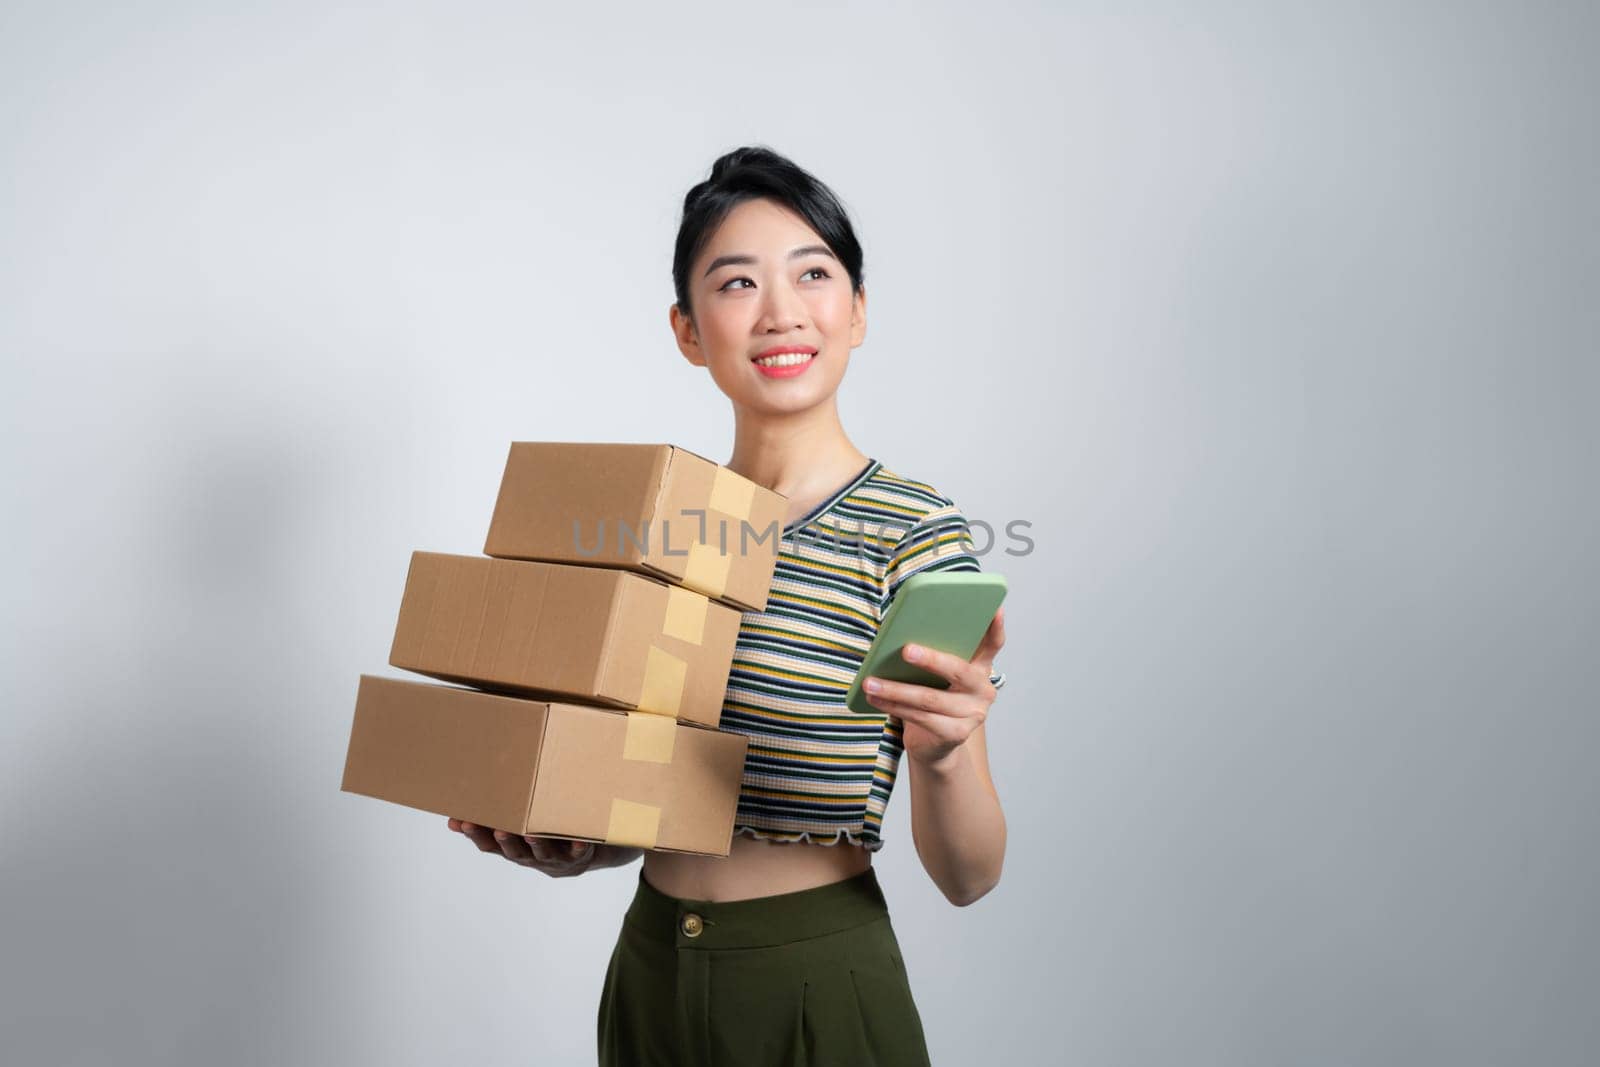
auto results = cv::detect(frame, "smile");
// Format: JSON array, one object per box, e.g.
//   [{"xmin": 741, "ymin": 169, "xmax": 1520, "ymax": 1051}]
[
  {"xmin": 753, "ymin": 352, "xmax": 815, "ymax": 368},
  {"xmin": 752, "ymin": 352, "xmax": 816, "ymax": 378}
]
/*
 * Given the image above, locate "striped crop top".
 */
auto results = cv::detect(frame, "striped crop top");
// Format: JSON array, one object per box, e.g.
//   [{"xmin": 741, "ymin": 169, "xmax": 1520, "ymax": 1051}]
[{"xmin": 720, "ymin": 457, "xmax": 984, "ymax": 851}]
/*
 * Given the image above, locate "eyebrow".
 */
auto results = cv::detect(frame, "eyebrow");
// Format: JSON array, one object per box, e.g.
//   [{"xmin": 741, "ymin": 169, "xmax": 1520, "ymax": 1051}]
[{"xmin": 702, "ymin": 244, "xmax": 837, "ymax": 278}]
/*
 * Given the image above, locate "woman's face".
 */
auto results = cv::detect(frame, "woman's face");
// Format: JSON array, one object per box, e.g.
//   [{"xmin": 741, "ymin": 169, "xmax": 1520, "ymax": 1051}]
[{"xmin": 671, "ymin": 197, "xmax": 865, "ymax": 416}]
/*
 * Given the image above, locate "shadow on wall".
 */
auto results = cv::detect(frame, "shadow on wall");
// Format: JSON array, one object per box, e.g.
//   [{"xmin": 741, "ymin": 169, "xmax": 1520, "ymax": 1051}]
[{"xmin": 1, "ymin": 424, "xmax": 340, "ymax": 1064}]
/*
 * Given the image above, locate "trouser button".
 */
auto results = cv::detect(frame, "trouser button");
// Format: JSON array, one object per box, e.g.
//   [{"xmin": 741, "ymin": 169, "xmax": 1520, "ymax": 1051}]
[{"xmin": 681, "ymin": 912, "xmax": 703, "ymax": 937}]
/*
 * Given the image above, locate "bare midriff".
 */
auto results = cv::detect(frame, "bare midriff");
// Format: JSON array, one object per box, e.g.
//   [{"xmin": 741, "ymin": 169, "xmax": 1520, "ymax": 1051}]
[{"xmin": 641, "ymin": 832, "xmax": 872, "ymax": 902}]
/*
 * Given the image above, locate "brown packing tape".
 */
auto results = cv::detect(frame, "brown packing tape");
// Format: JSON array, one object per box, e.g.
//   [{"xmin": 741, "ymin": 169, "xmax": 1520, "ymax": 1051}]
[
  {"xmin": 683, "ymin": 541, "xmax": 732, "ymax": 600},
  {"xmin": 606, "ymin": 798, "xmax": 661, "ymax": 849},
  {"xmin": 708, "ymin": 465, "xmax": 757, "ymax": 521},
  {"xmin": 638, "ymin": 645, "xmax": 687, "ymax": 717},
  {"xmin": 622, "ymin": 710, "xmax": 677, "ymax": 763},
  {"xmin": 661, "ymin": 585, "xmax": 708, "ymax": 646}
]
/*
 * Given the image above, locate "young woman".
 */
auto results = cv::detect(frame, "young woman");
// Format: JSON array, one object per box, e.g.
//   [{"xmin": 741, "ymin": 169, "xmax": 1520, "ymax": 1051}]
[{"xmin": 447, "ymin": 145, "xmax": 1009, "ymax": 1065}]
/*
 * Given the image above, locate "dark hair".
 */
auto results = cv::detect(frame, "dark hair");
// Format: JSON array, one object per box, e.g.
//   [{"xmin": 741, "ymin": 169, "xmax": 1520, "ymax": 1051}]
[{"xmin": 671, "ymin": 145, "xmax": 865, "ymax": 323}]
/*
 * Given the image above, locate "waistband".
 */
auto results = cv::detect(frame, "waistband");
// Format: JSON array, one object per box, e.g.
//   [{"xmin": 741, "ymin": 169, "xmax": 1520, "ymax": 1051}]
[{"xmin": 624, "ymin": 866, "xmax": 890, "ymax": 951}]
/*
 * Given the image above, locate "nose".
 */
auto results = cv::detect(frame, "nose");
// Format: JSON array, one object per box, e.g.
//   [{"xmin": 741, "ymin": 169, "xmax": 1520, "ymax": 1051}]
[{"xmin": 756, "ymin": 279, "xmax": 806, "ymax": 333}]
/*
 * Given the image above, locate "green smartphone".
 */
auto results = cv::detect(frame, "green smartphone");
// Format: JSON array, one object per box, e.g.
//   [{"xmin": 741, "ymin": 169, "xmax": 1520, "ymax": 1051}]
[{"xmin": 846, "ymin": 571, "xmax": 1008, "ymax": 714}]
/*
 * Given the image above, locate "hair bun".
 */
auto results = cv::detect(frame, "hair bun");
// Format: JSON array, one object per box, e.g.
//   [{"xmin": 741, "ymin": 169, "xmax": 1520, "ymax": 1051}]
[
  {"xmin": 711, "ymin": 145, "xmax": 791, "ymax": 182},
  {"xmin": 670, "ymin": 145, "xmax": 865, "ymax": 318}
]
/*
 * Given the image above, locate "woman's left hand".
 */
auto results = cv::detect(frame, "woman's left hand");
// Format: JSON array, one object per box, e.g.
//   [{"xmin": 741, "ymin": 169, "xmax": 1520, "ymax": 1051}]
[{"xmin": 862, "ymin": 606, "xmax": 1006, "ymax": 769}]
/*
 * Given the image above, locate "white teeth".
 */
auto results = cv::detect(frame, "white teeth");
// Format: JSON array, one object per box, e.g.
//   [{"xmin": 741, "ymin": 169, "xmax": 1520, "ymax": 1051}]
[{"xmin": 755, "ymin": 352, "xmax": 814, "ymax": 367}]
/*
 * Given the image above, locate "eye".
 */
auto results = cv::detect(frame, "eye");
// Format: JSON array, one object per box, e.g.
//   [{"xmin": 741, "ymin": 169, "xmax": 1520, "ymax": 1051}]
[{"xmin": 717, "ymin": 267, "xmax": 830, "ymax": 292}]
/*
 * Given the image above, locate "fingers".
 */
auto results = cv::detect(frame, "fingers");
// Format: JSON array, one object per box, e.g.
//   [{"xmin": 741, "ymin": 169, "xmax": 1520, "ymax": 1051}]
[
  {"xmin": 865, "ymin": 672, "xmax": 989, "ymax": 746},
  {"xmin": 864, "ymin": 677, "xmax": 968, "ymax": 717},
  {"xmin": 451, "ymin": 820, "xmax": 596, "ymax": 875},
  {"xmin": 493, "ymin": 829, "xmax": 535, "ymax": 864},
  {"xmin": 525, "ymin": 835, "xmax": 597, "ymax": 876},
  {"xmin": 900, "ymin": 642, "xmax": 990, "ymax": 691},
  {"xmin": 904, "ymin": 645, "xmax": 975, "ymax": 687},
  {"xmin": 524, "ymin": 835, "xmax": 582, "ymax": 865},
  {"xmin": 457, "ymin": 821, "xmax": 504, "ymax": 853},
  {"xmin": 533, "ymin": 836, "xmax": 596, "ymax": 865},
  {"xmin": 876, "ymin": 698, "xmax": 978, "ymax": 746}
]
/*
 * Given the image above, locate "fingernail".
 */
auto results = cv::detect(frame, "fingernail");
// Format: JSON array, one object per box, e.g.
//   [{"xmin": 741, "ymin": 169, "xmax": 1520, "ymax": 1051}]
[
  {"xmin": 904, "ymin": 644, "xmax": 923, "ymax": 662},
  {"xmin": 865, "ymin": 678, "xmax": 882, "ymax": 694}
]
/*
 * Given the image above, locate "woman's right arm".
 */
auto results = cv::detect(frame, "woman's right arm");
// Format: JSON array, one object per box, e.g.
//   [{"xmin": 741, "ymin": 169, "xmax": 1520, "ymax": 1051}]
[{"xmin": 448, "ymin": 818, "xmax": 642, "ymax": 877}]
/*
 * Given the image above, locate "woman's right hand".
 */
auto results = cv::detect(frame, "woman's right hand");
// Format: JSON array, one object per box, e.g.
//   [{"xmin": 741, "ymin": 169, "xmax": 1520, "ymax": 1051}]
[{"xmin": 447, "ymin": 817, "xmax": 598, "ymax": 878}]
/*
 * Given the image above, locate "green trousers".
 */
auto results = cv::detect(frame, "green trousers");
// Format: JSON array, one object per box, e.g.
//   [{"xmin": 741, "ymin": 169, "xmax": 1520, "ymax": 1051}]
[{"xmin": 596, "ymin": 865, "xmax": 933, "ymax": 1066}]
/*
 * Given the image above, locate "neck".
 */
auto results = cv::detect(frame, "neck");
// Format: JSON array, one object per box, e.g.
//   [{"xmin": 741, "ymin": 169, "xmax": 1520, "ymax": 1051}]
[{"xmin": 725, "ymin": 398, "xmax": 870, "ymax": 500}]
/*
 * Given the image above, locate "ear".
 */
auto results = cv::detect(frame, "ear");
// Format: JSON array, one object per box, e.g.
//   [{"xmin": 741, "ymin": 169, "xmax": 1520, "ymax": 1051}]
[
  {"xmin": 849, "ymin": 285, "xmax": 868, "ymax": 349},
  {"xmin": 669, "ymin": 302, "xmax": 707, "ymax": 367}
]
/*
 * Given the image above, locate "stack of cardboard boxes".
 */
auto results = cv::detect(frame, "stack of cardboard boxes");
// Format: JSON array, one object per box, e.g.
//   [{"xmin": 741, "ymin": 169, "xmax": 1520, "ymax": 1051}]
[{"xmin": 341, "ymin": 443, "xmax": 787, "ymax": 857}]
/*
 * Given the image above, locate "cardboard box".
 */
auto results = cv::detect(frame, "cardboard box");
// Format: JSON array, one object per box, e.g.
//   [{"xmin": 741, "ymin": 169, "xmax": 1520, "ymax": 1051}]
[
  {"xmin": 388, "ymin": 551, "xmax": 741, "ymax": 729},
  {"xmin": 341, "ymin": 675, "xmax": 748, "ymax": 856},
  {"xmin": 483, "ymin": 442, "xmax": 788, "ymax": 613}
]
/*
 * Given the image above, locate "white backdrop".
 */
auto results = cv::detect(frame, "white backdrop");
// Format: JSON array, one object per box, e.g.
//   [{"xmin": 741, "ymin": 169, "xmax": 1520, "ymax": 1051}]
[{"xmin": 3, "ymin": 2, "xmax": 1596, "ymax": 1064}]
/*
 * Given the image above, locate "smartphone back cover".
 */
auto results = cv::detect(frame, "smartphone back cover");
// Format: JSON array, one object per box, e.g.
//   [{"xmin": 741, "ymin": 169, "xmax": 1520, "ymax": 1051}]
[{"xmin": 846, "ymin": 572, "xmax": 1007, "ymax": 714}]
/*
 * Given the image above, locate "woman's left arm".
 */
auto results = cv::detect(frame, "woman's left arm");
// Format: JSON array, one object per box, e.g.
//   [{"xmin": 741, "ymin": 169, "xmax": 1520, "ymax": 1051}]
[{"xmin": 862, "ymin": 607, "xmax": 1008, "ymax": 906}]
